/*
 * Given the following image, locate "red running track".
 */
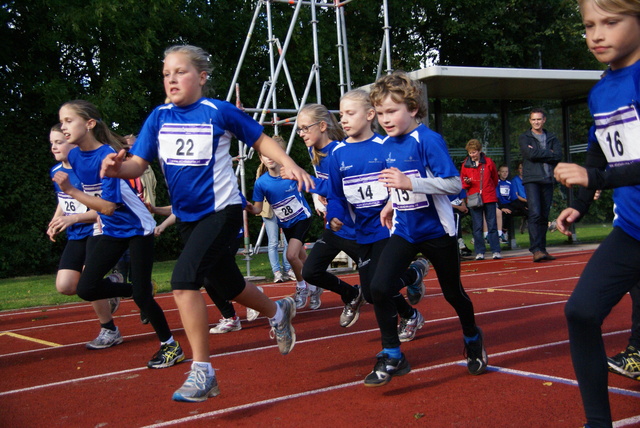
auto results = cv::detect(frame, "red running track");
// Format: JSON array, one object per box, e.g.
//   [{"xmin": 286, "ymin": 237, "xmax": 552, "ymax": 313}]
[{"xmin": 1, "ymin": 245, "xmax": 639, "ymax": 427}]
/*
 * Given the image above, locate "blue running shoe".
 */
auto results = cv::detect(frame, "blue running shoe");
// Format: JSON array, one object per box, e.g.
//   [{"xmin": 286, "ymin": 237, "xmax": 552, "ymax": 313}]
[{"xmin": 407, "ymin": 258, "xmax": 428, "ymax": 305}]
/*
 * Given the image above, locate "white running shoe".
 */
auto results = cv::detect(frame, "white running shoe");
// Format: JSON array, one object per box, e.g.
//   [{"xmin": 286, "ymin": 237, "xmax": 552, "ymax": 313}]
[
  {"xmin": 475, "ymin": 253, "xmax": 485, "ymax": 261},
  {"xmin": 209, "ymin": 316, "xmax": 242, "ymax": 334},
  {"xmin": 492, "ymin": 252, "xmax": 502, "ymax": 260},
  {"xmin": 86, "ymin": 327, "xmax": 123, "ymax": 350},
  {"xmin": 270, "ymin": 297, "xmax": 296, "ymax": 355},
  {"xmin": 308, "ymin": 287, "xmax": 323, "ymax": 310},
  {"xmin": 285, "ymin": 269, "xmax": 296, "ymax": 281},
  {"xmin": 246, "ymin": 286, "xmax": 263, "ymax": 322},
  {"xmin": 398, "ymin": 310, "xmax": 425, "ymax": 342},
  {"xmin": 274, "ymin": 271, "xmax": 284, "ymax": 283},
  {"xmin": 294, "ymin": 286, "xmax": 308, "ymax": 309}
]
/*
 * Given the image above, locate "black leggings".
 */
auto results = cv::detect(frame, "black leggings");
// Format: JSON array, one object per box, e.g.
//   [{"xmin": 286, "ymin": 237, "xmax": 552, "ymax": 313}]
[
  {"xmin": 565, "ymin": 227, "xmax": 640, "ymax": 428},
  {"xmin": 76, "ymin": 234, "xmax": 172, "ymax": 342},
  {"xmin": 302, "ymin": 229, "xmax": 360, "ymax": 304},
  {"xmin": 172, "ymin": 206, "xmax": 246, "ymax": 301},
  {"xmin": 370, "ymin": 234, "xmax": 477, "ymax": 349}
]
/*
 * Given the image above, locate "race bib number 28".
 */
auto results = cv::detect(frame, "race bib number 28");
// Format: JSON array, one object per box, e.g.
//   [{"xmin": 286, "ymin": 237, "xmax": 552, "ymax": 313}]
[{"xmin": 158, "ymin": 123, "xmax": 213, "ymax": 166}]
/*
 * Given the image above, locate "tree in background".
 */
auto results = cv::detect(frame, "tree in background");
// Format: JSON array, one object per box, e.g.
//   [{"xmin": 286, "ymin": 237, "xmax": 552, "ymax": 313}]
[{"xmin": 0, "ymin": 0, "xmax": 600, "ymax": 277}]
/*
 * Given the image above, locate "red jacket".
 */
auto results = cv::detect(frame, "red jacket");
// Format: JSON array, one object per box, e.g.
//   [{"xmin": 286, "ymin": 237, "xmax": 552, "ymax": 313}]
[{"xmin": 460, "ymin": 153, "xmax": 499, "ymax": 204}]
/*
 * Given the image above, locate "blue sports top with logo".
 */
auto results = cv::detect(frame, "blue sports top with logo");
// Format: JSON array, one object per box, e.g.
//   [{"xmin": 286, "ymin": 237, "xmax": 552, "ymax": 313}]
[
  {"xmin": 50, "ymin": 163, "xmax": 94, "ymax": 240},
  {"xmin": 68, "ymin": 144, "xmax": 155, "ymax": 238},
  {"xmin": 252, "ymin": 173, "xmax": 311, "ymax": 229},
  {"xmin": 587, "ymin": 60, "xmax": 640, "ymax": 241},
  {"xmin": 132, "ymin": 98, "xmax": 263, "ymax": 222},
  {"xmin": 382, "ymin": 124, "xmax": 458, "ymax": 244},
  {"xmin": 327, "ymin": 133, "xmax": 392, "ymax": 245},
  {"xmin": 309, "ymin": 140, "xmax": 356, "ymax": 240}
]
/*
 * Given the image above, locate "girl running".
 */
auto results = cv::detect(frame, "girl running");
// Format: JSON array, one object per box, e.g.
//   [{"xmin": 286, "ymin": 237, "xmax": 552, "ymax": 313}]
[
  {"xmin": 53, "ymin": 100, "xmax": 183, "ymax": 370},
  {"xmin": 101, "ymin": 45, "xmax": 312, "ymax": 402},
  {"xmin": 296, "ymin": 103, "xmax": 362, "ymax": 316},
  {"xmin": 326, "ymin": 89, "xmax": 429, "ymax": 365},
  {"xmin": 246, "ymin": 136, "xmax": 315, "ymax": 310},
  {"xmin": 47, "ymin": 123, "xmax": 121, "ymax": 348},
  {"xmin": 554, "ymin": 1, "xmax": 640, "ymax": 426}
]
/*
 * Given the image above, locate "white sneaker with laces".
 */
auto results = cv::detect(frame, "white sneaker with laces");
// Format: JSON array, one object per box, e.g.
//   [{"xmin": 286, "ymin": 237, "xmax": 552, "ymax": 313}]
[
  {"xmin": 274, "ymin": 271, "xmax": 284, "ymax": 283},
  {"xmin": 86, "ymin": 327, "xmax": 123, "ymax": 350},
  {"xmin": 294, "ymin": 286, "xmax": 308, "ymax": 309},
  {"xmin": 285, "ymin": 269, "xmax": 296, "ymax": 281},
  {"xmin": 308, "ymin": 287, "xmax": 323, "ymax": 310},
  {"xmin": 475, "ymin": 253, "xmax": 485, "ymax": 260},
  {"xmin": 246, "ymin": 287, "xmax": 263, "ymax": 322},
  {"xmin": 209, "ymin": 316, "xmax": 242, "ymax": 334},
  {"xmin": 492, "ymin": 252, "xmax": 502, "ymax": 260}
]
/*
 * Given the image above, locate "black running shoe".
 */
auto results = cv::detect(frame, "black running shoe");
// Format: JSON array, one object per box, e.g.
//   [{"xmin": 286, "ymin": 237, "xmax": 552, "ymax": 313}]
[
  {"xmin": 147, "ymin": 341, "xmax": 186, "ymax": 369},
  {"xmin": 363, "ymin": 352, "xmax": 411, "ymax": 387},
  {"xmin": 607, "ymin": 345, "xmax": 640, "ymax": 380},
  {"xmin": 464, "ymin": 327, "xmax": 488, "ymax": 375}
]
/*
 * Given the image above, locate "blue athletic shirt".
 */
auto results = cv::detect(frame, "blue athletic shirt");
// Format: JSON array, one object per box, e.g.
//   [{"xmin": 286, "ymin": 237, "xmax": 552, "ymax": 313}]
[
  {"xmin": 511, "ymin": 175, "xmax": 527, "ymax": 200},
  {"xmin": 586, "ymin": 59, "xmax": 640, "ymax": 241},
  {"xmin": 327, "ymin": 133, "xmax": 391, "ymax": 244},
  {"xmin": 497, "ymin": 179, "xmax": 517, "ymax": 205},
  {"xmin": 382, "ymin": 124, "xmax": 458, "ymax": 243},
  {"xmin": 131, "ymin": 98, "xmax": 263, "ymax": 222},
  {"xmin": 252, "ymin": 173, "xmax": 311, "ymax": 229},
  {"xmin": 50, "ymin": 163, "xmax": 94, "ymax": 240},
  {"xmin": 309, "ymin": 140, "xmax": 356, "ymax": 240},
  {"xmin": 68, "ymin": 145, "xmax": 155, "ymax": 238}
]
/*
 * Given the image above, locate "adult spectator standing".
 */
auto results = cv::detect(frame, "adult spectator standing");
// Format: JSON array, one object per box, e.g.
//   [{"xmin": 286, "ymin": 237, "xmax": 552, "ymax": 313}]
[
  {"xmin": 518, "ymin": 109, "xmax": 562, "ymax": 262},
  {"xmin": 461, "ymin": 139, "xmax": 501, "ymax": 260}
]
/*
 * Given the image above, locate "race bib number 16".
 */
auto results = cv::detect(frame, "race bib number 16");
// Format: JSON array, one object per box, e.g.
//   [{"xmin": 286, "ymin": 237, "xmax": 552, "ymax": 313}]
[
  {"xmin": 159, "ymin": 123, "xmax": 213, "ymax": 166},
  {"xmin": 594, "ymin": 104, "xmax": 640, "ymax": 167}
]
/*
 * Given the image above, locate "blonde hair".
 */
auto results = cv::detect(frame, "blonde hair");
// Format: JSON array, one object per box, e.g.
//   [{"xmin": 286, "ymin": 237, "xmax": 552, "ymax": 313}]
[
  {"xmin": 164, "ymin": 45, "xmax": 213, "ymax": 96},
  {"xmin": 256, "ymin": 135, "xmax": 287, "ymax": 177},
  {"xmin": 340, "ymin": 89, "xmax": 376, "ymax": 131},
  {"xmin": 577, "ymin": 0, "xmax": 640, "ymax": 16},
  {"xmin": 369, "ymin": 71, "xmax": 428, "ymax": 119},
  {"xmin": 60, "ymin": 100, "xmax": 126, "ymax": 152},
  {"xmin": 465, "ymin": 139, "xmax": 483, "ymax": 152},
  {"xmin": 299, "ymin": 103, "xmax": 346, "ymax": 166}
]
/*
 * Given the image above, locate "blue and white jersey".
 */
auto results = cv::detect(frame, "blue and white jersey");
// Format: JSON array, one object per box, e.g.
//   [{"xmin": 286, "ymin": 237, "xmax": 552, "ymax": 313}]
[
  {"xmin": 327, "ymin": 134, "xmax": 391, "ymax": 244},
  {"xmin": 587, "ymin": 59, "xmax": 640, "ymax": 241},
  {"xmin": 308, "ymin": 140, "xmax": 338, "ymax": 197},
  {"xmin": 50, "ymin": 163, "xmax": 94, "ymax": 240},
  {"xmin": 132, "ymin": 98, "xmax": 263, "ymax": 222},
  {"xmin": 512, "ymin": 175, "xmax": 527, "ymax": 200},
  {"xmin": 382, "ymin": 124, "xmax": 458, "ymax": 243},
  {"xmin": 310, "ymin": 140, "xmax": 356, "ymax": 240},
  {"xmin": 68, "ymin": 145, "xmax": 155, "ymax": 238},
  {"xmin": 252, "ymin": 173, "xmax": 311, "ymax": 229},
  {"xmin": 497, "ymin": 179, "xmax": 517, "ymax": 205}
]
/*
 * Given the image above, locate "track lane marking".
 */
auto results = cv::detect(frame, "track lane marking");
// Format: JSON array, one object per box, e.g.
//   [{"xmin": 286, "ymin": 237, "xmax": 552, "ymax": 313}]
[{"xmin": 0, "ymin": 332, "xmax": 61, "ymax": 347}]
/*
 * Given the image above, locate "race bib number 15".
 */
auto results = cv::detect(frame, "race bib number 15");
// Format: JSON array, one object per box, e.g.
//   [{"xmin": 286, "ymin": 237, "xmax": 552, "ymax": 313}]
[{"xmin": 390, "ymin": 170, "xmax": 429, "ymax": 211}]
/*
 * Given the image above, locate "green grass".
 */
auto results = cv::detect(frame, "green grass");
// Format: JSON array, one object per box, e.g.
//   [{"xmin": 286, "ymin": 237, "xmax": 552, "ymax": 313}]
[{"xmin": 0, "ymin": 223, "xmax": 612, "ymax": 312}]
